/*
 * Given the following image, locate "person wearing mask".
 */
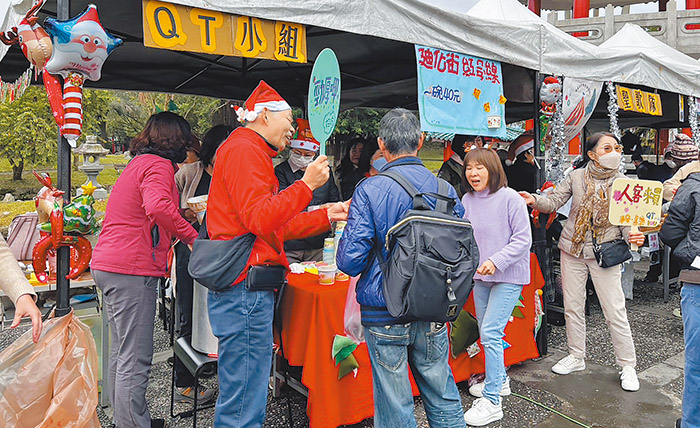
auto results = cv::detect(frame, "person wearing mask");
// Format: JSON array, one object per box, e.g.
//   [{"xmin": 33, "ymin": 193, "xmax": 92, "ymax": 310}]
[
  {"xmin": 438, "ymin": 134, "xmax": 482, "ymax": 198},
  {"xmin": 92, "ymin": 112, "xmax": 199, "ymax": 428},
  {"xmin": 0, "ymin": 235, "xmax": 42, "ymax": 342},
  {"xmin": 275, "ymin": 119, "xmax": 340, "ymax": 263},
  {"xmin": 663, "ymin": 134, "xmax": 700, "ymax": 201},
  {"xmin": 207, "ymin": 81, "xmax": 349, "ymax": 427},
  {"xmin": 504, "ymin": 133, "xmax": 538, "ymax": 193},
  {"xmin": 337, "ymin": 138, "xmax": 367, "ymax": 199},
  {"xmin": 172, "ymin": 124, "xmax": 233, "ymax": 404},
  {"xmin": 660, "ymin": 171, "xmax": 700, "ymax": 428},
  {"xmin": 336, "ymin": 108, "xmax": 466, "ymax": 428},
  {"xmin": 367, "ymin": 147, "xmax": 387, "ymax": 176},
  {"xmin": 519, "ymin": 132, "xmax": 645, "ymax": 392},
  {"xmin": 461, "ymin": 148, "xmax": 532, "ymax": 426}
]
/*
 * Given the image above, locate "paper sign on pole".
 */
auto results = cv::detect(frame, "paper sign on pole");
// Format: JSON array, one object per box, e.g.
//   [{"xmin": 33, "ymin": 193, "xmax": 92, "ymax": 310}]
[
  {"xmin": 415, "ymin": 45, "xmax": 506, "ymax": 138},
  {"xmin": 561, "ymin": 78, "xmax": 602, "ymax": 144},
  {"xmin": 609, "ymin": 178, "xmax": 664, "ymax": 251},
  {"xmin": 307, "ymin": 48, "xmax": 341, "ymax": 156}
]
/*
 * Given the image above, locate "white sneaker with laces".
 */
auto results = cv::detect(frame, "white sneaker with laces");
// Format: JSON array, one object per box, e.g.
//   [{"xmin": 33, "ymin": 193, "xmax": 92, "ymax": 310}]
[
  {"xmin": 620, "ymin": 366, "xmax": 640, "ymax": 391},
  {"xmin": 468, "ymin": 376, "xmax": 512, "ymax": 398},
  {"xmin": 551, "ymin": 354, "xmax": 586, "ymax": 375},
  {"xmin": 464, "ymin": 397, "xmax": 503, "ymax": 426}
]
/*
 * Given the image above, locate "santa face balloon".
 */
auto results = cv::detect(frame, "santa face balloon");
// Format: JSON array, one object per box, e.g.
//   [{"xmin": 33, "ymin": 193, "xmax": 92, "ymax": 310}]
[{"xmin": 43, "ymin": 4, "xmax": 122, "ymax": 81}]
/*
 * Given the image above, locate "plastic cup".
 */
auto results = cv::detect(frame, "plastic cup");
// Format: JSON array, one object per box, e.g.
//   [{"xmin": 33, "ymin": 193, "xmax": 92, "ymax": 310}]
[
  {"xmin": 187, "ymin": 195, "xmax": 208, "ymax": 224},
  {"xmin": 317, "ymin": 263, "xmax": 337, "ymax": 286}
]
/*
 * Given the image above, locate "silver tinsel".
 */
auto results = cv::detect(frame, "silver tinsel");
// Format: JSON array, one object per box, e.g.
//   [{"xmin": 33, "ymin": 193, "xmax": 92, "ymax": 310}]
[
  {"xmin": 606, "ymin": 81, "xmax": 621, "ymax": 139},
  {"xmin": 689, "ymin": 96, "xmax": 700, "ymax": 147},
  {"xmin": 545, "ymin": 77, "xmax": 566, "ymax": 184}
]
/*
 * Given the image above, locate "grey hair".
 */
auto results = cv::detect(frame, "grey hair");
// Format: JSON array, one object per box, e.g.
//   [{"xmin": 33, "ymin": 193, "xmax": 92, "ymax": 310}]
[{"xmin": 378, "ymin": 108, "xmax": 421, "ymax": 155}]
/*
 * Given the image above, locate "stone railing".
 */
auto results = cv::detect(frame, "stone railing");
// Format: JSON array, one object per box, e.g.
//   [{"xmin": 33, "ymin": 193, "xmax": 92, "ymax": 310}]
[{"xmin": 549, "ymin": 0, "xmax": 700, "ymax": 58}]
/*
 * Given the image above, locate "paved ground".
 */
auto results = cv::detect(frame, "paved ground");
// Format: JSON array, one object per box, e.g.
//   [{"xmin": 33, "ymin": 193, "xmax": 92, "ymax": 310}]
[{"xmin": 0, "ymin": 262, "xmax": 685, "ymax": 428}]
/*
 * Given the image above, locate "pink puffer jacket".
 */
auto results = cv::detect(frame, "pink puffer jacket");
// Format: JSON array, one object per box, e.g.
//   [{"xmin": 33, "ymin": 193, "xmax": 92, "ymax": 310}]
[{"xmin": 91, "ymin": 154, "xmax": 198, "ymax": 277}]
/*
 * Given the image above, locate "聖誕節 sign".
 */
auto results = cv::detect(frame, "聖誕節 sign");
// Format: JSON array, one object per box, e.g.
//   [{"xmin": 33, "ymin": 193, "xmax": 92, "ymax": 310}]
[{"xmin": 415, "ymin": 45, "xmax": 506, "ymax": 138}]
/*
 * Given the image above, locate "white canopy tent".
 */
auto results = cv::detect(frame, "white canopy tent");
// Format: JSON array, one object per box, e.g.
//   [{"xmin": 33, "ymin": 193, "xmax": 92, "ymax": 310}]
[
  {"xmin": 599, "ymin": 23, "xmax": 700, "ymax": 95},
  {"xmin": 165, "ymin": 0, "xmax": 700, "ymax": 96}
]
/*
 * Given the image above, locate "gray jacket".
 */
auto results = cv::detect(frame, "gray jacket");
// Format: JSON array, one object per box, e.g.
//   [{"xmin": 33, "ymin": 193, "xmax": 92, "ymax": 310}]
[
  {"xmin": 660, "ymin": 172, "xmax": 700, "ymax": 271},
  {"xmin": 532, "ymin": 168, "xmax": 630, "ymax": 259}
]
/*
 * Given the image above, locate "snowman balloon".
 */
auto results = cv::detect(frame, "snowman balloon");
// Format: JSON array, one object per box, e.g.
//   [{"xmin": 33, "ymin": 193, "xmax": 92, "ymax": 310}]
[{"xmin": 43, "ymin": 4, "xmax": 122, "ymax": 146}]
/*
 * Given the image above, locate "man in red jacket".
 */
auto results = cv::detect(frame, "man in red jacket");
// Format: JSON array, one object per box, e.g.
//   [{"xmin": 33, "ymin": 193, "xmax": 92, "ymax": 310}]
[{"xmin": 206, "ymin": 81, "xmax": 348, "ymax": 427}]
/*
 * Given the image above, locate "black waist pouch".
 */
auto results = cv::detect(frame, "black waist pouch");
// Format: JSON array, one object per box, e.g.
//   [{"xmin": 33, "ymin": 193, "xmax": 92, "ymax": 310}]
[{"xmin": 245, "ymin": 265, "xmax": 286, "ymax": 291}]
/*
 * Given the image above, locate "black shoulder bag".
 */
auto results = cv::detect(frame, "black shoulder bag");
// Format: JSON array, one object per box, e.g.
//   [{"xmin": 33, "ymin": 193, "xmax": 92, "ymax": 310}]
[{"xmin": 591, "ymin": 219, "xmax": 631, "ymax": 268}]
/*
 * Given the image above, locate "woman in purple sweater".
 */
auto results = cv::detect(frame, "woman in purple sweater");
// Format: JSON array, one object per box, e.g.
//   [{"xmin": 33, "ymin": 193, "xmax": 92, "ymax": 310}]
[{"xmin": 460, "ymin": 148, "xmax": 532, "ymax": 427}]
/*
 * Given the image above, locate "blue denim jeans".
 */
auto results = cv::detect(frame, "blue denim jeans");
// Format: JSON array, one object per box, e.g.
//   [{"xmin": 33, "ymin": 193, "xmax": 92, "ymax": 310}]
[
  {"xmin": 208, "ymin": 285, "xmax": 275, "ymax": 428},
  {"xmin": 682, "ymin": 283, "xmax": 700, "ymax": 428},
  {"xmin": 472, "ymin": 280, "xmax": 523, "ymax": 405},
  {"xmin": 365, "ymin": 322, "xmax": 465, "ymax": 428}
]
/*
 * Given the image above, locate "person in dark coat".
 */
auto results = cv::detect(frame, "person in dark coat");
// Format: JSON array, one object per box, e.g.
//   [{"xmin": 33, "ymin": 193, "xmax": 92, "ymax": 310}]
[
  {"xmin": 438, "ymin": 134, "xmax": 482, "ymax": 198},
  {"xmin": 275, "ymin": 119, "xmax": 340, "ymax": 263},
  {"xmin": 504, "ymin": 132, "xmax": 537, "ymax": 193},
  {"xmin": 660, "ymin": 172, "xmax": 700, "ymax": 428},
  {"xmin": 337, "ymin": 137, "xmax": 368, "ymax": 199},
  {"xmin": 631, "ymin": 152, "xmax": 654, "ymax": 180}
]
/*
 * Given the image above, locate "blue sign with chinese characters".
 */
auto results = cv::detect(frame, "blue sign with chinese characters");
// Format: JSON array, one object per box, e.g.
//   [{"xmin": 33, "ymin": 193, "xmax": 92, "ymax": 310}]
[
  {"xmin": 415, "ymin": 45, "xmax": 506, "ymax": 138},
  {"xmin": 308, "ymin": 48, "xmax": 341, "ymax": 155}
]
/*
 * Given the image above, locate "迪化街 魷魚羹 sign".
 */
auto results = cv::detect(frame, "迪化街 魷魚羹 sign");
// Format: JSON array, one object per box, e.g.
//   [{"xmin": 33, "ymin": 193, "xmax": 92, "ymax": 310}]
[{"xmin": 143, "ymin": 0, "xmax": 307, "ymax": 63}]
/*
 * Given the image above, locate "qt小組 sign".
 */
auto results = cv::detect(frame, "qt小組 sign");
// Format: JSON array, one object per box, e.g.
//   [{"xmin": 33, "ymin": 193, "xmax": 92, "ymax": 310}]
[{"xmin": 143, "ymin": 0, "xmax": 307, "ymax": 63}]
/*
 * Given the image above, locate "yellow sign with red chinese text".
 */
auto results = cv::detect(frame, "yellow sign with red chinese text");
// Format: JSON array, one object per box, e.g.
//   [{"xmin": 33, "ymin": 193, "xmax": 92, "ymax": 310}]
[
  {"xmin": 616, "ymin": 85, "xmax": 662, "ymax": 116},
  {"xmin": 143, "ymin": 0, "xmax": 306, "ymax": 63},
  {"xmin": 609, "ymin": 178, "xmax": 663, "ymax": 228}
]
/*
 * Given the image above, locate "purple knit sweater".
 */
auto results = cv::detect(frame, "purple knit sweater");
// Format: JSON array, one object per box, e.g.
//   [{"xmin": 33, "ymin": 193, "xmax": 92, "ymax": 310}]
[{"xmin": 462, "ymin": 186, "xmax": 532, "ymax": 284}]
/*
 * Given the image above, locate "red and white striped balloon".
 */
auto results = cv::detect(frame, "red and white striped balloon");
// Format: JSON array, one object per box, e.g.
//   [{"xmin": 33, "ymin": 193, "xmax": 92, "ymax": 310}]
[{"xmin": 61, "ymin": 71, "xmax": 84, "ymax": 146}]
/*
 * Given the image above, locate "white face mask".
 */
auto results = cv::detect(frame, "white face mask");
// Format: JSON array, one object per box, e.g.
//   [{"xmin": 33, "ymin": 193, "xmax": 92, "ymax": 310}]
[
  {"xmin": 596, "ymin": 151, "xmax": 621, "ymax": 170},
  {"xmin": 665, "ymin": 159, "xmax": 677, "ymax": 169},
  {"xmin": 288, "ymin": 151, "xmax": 315, "ymax": 171}
]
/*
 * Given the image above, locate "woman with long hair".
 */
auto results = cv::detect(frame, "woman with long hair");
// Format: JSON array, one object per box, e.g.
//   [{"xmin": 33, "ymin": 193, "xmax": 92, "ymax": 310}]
[
  {"xmin": 520, "ymin": 132, "xmax": 645, "ymax": 393},
  {"xmin": 91, "ymin": 111, "xmax": 199, "ymax": 428},
  {"xmin": 337, "ymin": 137, "xmax": 368, "ymax": 199}
]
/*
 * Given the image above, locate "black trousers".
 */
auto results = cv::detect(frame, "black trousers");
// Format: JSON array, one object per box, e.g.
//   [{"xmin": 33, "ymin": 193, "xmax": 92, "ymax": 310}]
[{"xmin": 174, "ymin": 241, "xmax": 196, "ymax": 387}]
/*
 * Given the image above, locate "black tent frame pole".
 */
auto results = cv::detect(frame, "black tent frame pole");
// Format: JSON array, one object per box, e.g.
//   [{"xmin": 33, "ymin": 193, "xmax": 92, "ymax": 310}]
[
  {"xmin": 55, "ymin": 0, "xmax": 71, "ymax": 318},
  {"xmin": 532, "ymin": 71, "xmax": 548, "ymax": 356}
]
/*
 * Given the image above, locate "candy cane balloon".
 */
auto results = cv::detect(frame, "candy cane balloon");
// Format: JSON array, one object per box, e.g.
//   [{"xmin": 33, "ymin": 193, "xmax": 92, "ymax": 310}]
[{"xmin": 43, "ymin": 4, "xmax": 121, "ymax": 146}]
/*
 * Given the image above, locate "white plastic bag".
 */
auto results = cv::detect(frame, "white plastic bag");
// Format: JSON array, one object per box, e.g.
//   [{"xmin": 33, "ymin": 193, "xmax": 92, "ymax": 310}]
[{"xmin": 343, "ymin": 276, "xmax": 364, "ymax": 344}]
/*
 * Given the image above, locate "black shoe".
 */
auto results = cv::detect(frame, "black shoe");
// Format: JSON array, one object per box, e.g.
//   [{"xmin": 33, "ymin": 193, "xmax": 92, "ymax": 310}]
[
  {"xmin": 151, "ymin": 418, "xmax": 166, "ymax": 428},
  {"xmin": 167, "ymin": 356, "xmax": 174, "ymax": 367},
  {"xmin": 676, "ymin": 418, "xmax": 682, "ymax": 428}
]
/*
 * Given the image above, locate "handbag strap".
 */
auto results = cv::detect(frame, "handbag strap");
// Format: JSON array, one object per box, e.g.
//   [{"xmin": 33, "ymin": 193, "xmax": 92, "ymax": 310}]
[{"xmin": 589, "ymin": 218, "xmax": 599, "ymax": 248}]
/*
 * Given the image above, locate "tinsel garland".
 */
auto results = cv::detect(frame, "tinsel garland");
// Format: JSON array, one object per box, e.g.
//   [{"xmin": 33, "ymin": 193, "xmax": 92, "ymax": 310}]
[
  {"xmin": 545, "ymin": 76, "xmax": 566, "ymax": 184},
  {"xmin": 606, "ymin": 81, "xmax": 621, "ymax": 139},
  {"xmin": 0, "ymin": 66, "xmax": 33, "ymax": 104},
  {"xmin": 689, "ymin": 96, "xmax": 699, "ymax": 147}
]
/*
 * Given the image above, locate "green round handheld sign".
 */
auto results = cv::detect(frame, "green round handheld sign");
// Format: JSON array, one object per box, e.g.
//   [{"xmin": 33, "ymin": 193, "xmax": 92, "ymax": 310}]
[{"xmin": 307, "ymin": 48, "xmax": 341, "ymax": 156}]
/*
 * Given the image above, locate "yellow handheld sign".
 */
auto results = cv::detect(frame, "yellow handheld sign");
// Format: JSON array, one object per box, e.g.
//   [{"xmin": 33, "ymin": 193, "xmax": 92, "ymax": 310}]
[{"xmin": 608, "ymin": 178, "xmax": 663, "ymax": 251}]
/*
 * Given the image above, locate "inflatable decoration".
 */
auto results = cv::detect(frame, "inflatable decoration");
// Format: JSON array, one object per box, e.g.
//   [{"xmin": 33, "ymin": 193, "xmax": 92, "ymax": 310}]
[
  {"xmin": 32, "ymin": 173, "xmax": 97, "ymax": 283},
  {"xmin": 538, "ymin": 76, "xmax": 562, "ymax": 152},
  {"xmin": 43, "ymin": 4, "xmax": 122, "ymax": 146},
  {"xmin": 0, "ymin": 0, "xmax": 52, "ymax": 75}
]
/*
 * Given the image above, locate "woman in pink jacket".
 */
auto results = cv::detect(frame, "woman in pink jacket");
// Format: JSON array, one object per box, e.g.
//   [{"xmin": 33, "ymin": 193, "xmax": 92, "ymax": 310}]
[{"xmin": 91, "ymin": 112, "xmax": 198, "ymax": 428}]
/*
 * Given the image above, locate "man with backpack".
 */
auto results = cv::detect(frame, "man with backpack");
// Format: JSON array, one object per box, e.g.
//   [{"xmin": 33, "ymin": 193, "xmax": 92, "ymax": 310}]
[{"xmin": 337, "ymin": 108, "xmax": 468, "ymax": 427}]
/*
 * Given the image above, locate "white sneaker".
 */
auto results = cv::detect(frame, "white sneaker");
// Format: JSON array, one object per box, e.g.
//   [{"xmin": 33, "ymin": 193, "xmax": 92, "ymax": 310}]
[
  {"xmin": 620, "ymin": 366, "xmax": 640, "ymax": 391},
  {"xmin": 551, "ymin": 354, "xmax": 586, "ymax": 375},
  {"xmin": 468, "ymin": 376, "xmax": 512, "ymax": 398},
  {"xmin": 464, "ymin": 397, "xmax": 503, "ymax": 426}
]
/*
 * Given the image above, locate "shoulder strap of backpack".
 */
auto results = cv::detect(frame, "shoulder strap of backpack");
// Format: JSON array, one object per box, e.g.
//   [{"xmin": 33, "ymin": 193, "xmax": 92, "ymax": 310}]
[{"xmin": 436, "ymin": 179, "xmax": 450, "ymax": 214}]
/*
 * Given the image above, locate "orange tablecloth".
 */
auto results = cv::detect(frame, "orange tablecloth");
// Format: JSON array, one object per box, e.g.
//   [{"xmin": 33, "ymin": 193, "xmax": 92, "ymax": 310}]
[{"xmin": 278, "ymin": 253, "xmax": 544, "ymax": 428}]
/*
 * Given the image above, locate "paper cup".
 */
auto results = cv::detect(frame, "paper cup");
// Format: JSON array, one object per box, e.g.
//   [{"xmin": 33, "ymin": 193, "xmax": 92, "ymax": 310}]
[
  {"xmin": 317, "ymin": 263, "xmax": 337, "ymax": 286},
  {"xmin": 187, "ymin": 195, "xmax": 208, "ymax": 224}
]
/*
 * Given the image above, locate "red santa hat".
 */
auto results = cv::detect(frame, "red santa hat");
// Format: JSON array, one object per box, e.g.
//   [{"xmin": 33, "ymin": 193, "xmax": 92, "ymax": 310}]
[
  {"xmin": 290, "ymin": 119, "xmax": 320, "ymax": 152},
  {"xmin": 506, "ymin": 133, "xmax": 534, "ymax": 166},
  {"xmin": 235, "ymin": 80, "xmax": 291, "ymax": 123}
]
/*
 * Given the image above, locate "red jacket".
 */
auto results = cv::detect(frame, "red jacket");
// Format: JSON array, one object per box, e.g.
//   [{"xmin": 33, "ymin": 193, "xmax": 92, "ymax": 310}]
[
  {"xmin": 91, "ymin": 154, "xmax": 198, "ymax": 277},
  {"xmin": 207, "ymin": 127, "xmax": 330, "ymax": 285}
]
